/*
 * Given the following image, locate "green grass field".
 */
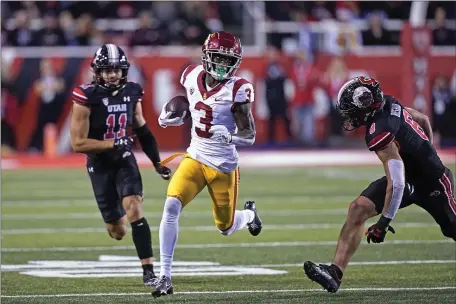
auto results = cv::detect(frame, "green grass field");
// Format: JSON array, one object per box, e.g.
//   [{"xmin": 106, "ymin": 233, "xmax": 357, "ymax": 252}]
[{"xmin": 2, "ymin": 166, "xmax": 455, "ymax": 303}]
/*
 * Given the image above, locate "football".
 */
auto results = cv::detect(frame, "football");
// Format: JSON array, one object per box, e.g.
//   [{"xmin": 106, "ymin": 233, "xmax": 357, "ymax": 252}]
[{"xmin": 165, "ymin": 95, "xmax": 191, "ymax": 119}]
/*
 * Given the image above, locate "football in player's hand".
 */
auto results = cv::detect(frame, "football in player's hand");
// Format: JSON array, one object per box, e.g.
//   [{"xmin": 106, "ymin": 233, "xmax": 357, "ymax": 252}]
[{"xmin": 165, "ymin": 96, "xmax": 191, "ymax": 119}]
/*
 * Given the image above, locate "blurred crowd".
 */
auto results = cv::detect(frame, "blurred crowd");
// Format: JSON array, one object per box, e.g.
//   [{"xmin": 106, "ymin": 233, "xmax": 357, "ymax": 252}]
[
  {"xmin": 2, "ymin": 1, "xmax": 238, "ymax": 47},
  {"xmin": 2, "ymin": 1, "xmax": 455, "ymax": 48}
]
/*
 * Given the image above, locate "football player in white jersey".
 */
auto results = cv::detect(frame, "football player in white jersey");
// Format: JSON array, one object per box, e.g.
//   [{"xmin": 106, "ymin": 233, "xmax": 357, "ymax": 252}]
[{"xmin": 152, "ymin": 31, "xmax": 263, "ymax": 297}]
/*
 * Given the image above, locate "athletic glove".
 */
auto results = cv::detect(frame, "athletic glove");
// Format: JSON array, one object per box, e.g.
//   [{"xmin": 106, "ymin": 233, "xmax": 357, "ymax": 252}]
[
  {"xmin": 365, "ymin": 216, "xmax": 396, "ymax": 244},
  {"xmin": 209, "ymin": 125, "xmax": 232, "ymax": 144},
  {"xmin": 155, "ymin": 164, "xmax": 171, "ymax": 180},
  {"xmin": 114, "ymin": 136, "xmax": 134, "ymax": 152}
]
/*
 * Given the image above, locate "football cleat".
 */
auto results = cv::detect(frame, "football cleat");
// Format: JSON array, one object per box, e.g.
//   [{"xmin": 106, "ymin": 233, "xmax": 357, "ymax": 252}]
[
  {"xmin": 152, "ymin": 275, "xmax": 174, "ymax": 298},
  {"xmin": 143, "ymin": 269, "xmax": 158, "ymax": 287},
  {"xmin": 303, "ymin": 261, "xmax": 341, "ymax": 293},
  {"xmin": 244, "ymin": 201, "xmax": 262, "ymax": 236}
]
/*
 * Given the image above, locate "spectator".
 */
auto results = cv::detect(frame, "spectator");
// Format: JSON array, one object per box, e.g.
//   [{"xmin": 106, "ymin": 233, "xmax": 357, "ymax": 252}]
[
  {"xmin": 35, "ymin": 12, "xmax": 67, "ymax": 46},
  {"xmin": 7, "ymin": 10, "xmax": 35, "ymax": 46},
  {"xmin": 264, "ymin": 46, "xmax": 293, "ymax": 145},
  {"xmin": 74, "ymin": 13, "xmax": 94, "ymax": 46},
  {"xmin": 130, "ymin": 10, "xmax": 167, "ymax": 46},
  {"xmin": 290, "ymin": 50, "xmax": 320, "ymax": 145},
  {"xmin": 179, "ymin": 3, "xmax": 211, "ymax": 45},
  {"xmin": 1, "ymin": 62, "xmax": 18, "ymax": 152},
  {"xmin": 324, "ymin": 6, "xmax": 362, "ymax": 55},
  {"xmin": 432, "ymin": 7, "xmax": 456, "ymax": 46},
  {"xmin": 432, "ymin": 74, "xmax": 452, "ymax": 142},
  {"xmin": 30, "ymin": 59, "xmax": 65, "ymax": 151},
  {"xmin": 323, "ymin": 57, "xmax": 350, "ymax": 136},
  {"xmin": 296, "ymin": 10, "xmax": 317, "ymax": 62},
  {"xmin": 362, "ymin": 11, "xmax": 395, "ymax": 46},
  {"xmin": 59, "ymin": 10, "xmax": 78, "ymax": 45}
]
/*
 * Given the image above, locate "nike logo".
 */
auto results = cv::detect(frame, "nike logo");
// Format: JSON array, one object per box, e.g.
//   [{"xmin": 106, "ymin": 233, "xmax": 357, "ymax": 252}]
[{"xmin": 214, "ymin": 96, "xmax": 224, "ymax": 101}]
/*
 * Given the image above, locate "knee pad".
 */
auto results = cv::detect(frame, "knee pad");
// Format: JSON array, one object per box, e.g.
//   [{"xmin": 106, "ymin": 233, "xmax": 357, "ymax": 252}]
[{"xmin": 163, "ymin": 197, "xmax": 182, "ymax": 220}]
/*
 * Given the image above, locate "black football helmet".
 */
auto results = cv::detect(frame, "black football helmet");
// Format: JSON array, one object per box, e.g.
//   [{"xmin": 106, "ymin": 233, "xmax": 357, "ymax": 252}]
[
  {"xmin": 91, "ymin": 44, "xmax": 130, "ymax": 90},
  {"xmin": 336, "ymin": 76, "xmax": 385, "ymax": 131}
]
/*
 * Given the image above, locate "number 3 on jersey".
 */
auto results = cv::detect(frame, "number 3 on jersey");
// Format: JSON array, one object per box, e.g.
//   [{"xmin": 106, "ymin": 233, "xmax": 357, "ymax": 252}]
[
  {"xmin": 403, "ymin": 109, "xmax": 428, "ymax": 141},
  {"xmin": 104, "ymin": 113, "xmax": 127, "ymax": 140},
  {"xmin": 194, "ymin": 101, "xmax": 213, "ymax": 138}
]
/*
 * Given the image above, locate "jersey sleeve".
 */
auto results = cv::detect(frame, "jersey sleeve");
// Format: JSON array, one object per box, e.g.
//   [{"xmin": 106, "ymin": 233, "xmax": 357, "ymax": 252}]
[
  {"xmin": 130, "ymin": 82, "xmax": 144, "ymax": 102},
  {"xmin": 180, "ymin": 64, "xmax": 199, "ymax": 87},
  {"xmin": 72, "ymin": 87, "xmax": 90, "ymax": 107},
  {"xmin": 365, "ymin": 115, "xmax": 400, "ymax": 152},
  {"xmin": 232, "ymin": 78, "xmax": 254, "ymax": 104}
]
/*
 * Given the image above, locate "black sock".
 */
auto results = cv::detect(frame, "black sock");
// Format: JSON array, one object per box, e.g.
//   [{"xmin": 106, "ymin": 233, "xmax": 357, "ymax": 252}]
[
  {"xmin": 330, "ymin": 264, "xmax": 343, "ymax": 280},
  {"xmin": 131, "ymin": 217, "xmax": 153, "ymax": 260},
  {"xmin": 142, "ymin": 264, "xmax": 154, "ymax": 274}
]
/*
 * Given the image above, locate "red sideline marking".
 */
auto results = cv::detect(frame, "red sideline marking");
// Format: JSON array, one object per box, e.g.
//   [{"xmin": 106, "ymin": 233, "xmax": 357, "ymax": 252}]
[{"xmin": 3, "ymin": 149, "xmax": 456, "ymax": 170}]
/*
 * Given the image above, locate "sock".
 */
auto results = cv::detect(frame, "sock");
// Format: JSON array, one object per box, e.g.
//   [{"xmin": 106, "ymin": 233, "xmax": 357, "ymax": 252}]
[
  {"xmin": 221, "ymin": 210, "xmax": 254, "ymax": 236},
  {"xmin": 159, "ymin": 197, "xmax": 182, "ymax": 278},
  {"xmin": 330, "ymin": 264, "xmax": 344, "ymax": 280},
  {"xmin": 142, "ymin": 264, "xmax": 154, "ymax": 274},
  {"xmin": 131, "ymin": 217, "xmax": 153, "ymax": 260}
]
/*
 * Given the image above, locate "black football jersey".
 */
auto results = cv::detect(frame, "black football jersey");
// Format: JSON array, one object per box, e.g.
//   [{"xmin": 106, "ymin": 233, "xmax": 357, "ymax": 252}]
[
  {"xmin": 365, "ymin": 95, "xmax": 445, "ymax": 185},
  {"xmin": 72, "ymin": 82, "xmax": 144, "ymax": 159}
]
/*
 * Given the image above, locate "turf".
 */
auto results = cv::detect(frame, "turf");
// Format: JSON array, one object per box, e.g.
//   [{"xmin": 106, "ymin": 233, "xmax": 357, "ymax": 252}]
[{"xmin": 1, "ymin": 166, "xmax": 455, "ymax": 303}]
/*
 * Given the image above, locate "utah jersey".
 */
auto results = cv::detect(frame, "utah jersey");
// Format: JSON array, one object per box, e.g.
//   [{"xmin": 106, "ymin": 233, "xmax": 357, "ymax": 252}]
[
  {"xmin": 72, "ymin": 82, "xmax": 144, "ymax": 160},
  {"xmin": 180, "ymin": 64, "xmax": 254, "ymax": 173},
  {"xmin": 365, "ymin": 95, "xmax": 445, "ymax": 185}
]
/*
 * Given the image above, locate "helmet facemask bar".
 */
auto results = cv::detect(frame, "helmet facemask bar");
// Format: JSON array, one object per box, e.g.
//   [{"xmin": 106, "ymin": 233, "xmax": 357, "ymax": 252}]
[{"xmin": 202, "ymin": 51, "xmax": 241, "ymax": 81}]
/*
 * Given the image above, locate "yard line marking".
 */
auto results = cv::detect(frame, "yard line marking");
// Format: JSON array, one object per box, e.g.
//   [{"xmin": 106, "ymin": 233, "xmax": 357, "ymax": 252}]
[
  {"xmin": 1, "ymin": 196, "xmax": 357, "ymax": 207},
  {"xmin": 2, "ymin": 239, "xmax": 452, "ymax": 253},
  {"xmin": 1, "ymin": 222, "xmax": 438, "ymax": 235},
  {"xmin": 2, "ymin": 208, "xmax": 428, "ymax": 220},
  {"xmin": 253, "ymin": 260, "xmax": 456, "ymax": 268},
  {"xmin": 1, "ymin": 287, "xmax": 456, "ymax": 298}
]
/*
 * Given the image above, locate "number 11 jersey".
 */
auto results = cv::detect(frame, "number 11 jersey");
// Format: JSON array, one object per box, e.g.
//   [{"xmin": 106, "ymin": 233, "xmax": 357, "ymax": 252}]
[
  {"xmin": 365, "ymin": 95, "xmax": 445, "ymax": 186},
  {"xmin": 180, "ymin": 64, "xmax": 254, "ymax": 173}
]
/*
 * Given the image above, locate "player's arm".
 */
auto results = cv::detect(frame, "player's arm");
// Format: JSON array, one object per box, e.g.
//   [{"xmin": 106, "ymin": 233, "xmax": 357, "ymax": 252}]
[
  {"xmin": 70, "ymin": 103, "xmax": 114, "ymax": 153},
  {"xmin": 376, "ymin": 142, "xmax": 405, "ymax": 225},
  {"xmin": 405, "ymin": 107, "xmax": 433, "ymax": 143},
  {"xmin": 231, "ymin": 102, "xmax": 256, "ymax": 146},
  {"xmin": 133, "ymin": 102, "xmax": 162, "ymax": 167}
]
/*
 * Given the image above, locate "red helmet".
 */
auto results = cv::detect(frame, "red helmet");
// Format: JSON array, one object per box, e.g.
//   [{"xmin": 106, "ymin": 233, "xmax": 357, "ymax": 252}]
[{"xmin": 201, "ymin": 31, "xmax": 242, "ymax": 81}]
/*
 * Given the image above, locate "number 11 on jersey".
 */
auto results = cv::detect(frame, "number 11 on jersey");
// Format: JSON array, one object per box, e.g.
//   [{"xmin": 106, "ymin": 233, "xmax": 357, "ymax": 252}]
[{"xmin": 104, "ymin": 113, "xmax": 127, "ymax": 140}]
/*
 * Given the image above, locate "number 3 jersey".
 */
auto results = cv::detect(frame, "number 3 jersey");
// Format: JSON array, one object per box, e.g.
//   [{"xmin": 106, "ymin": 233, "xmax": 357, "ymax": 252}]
[
  {"xmin": 72, "ymin": 82, "xmax": 143, "ymax": 160},
  {"xmin": 180, "ymin": 64, "xmax": 254, "ymax": 173},
  {"xmin": 365, "ymin": 95, "xmax": 445, "ymax": 186}
]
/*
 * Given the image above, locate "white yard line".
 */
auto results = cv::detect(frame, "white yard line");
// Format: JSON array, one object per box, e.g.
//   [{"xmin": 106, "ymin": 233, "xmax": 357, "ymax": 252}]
[
  {"xmin": 253, "ymin": 260, "xmax": 456, "ymax": 268},
  {"xmin": 2, "ymin": 287, "xmax": 456, "ymax": 298},
  {"xmin": 1, "ymin": 208, "xmax": 428, "ymax": 220},
  {"xmin": 2, "ymin": 239, "xmax": 452, "ymax": 253},
  {"xmin": 1, "ymin": 222, "xmax": 438, "ymax": 235},
  {"xmin": 1, "ymin": 196, "xmax": 357, "ymax": 207}
]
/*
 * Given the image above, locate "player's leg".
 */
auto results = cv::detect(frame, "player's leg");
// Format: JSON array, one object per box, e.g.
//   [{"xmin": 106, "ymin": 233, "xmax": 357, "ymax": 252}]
[
  {"xmin": 153, "ymin": 156, "xmax": 207, "ymax": 297},
  {"xmin": 86, "ymin": 160, "xmax": 127, "ymax": 239},
  {"xmin": 206, "ymin": 167, "xmax": 260, "ymax": 236},
  {"xmin": 417, "ymin": 168, "xmax": 456, "ymax": 241},
  {"xmin": 304, "ymin": 177, "xmax": 415, "ymax": 292},
  {"xmin": 116, "ymin": 155, "xmax": 156, "ymax": 285}
]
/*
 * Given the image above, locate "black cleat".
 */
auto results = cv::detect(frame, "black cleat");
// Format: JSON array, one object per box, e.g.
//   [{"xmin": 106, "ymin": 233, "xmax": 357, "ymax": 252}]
[
  {"xmin": 303, "ymin": 261, "xmax": 341, "ymax": 293},
  {"xmin": 143, "ymin": 269, "xmax": 158, "ymax": 286},
  {"xmin": 152, "ymin": 275, "xmax": 174, "ymax": 298},
  {"xmin": 244, "ymin": 201, "xmax": 262, "ymax": 236}
]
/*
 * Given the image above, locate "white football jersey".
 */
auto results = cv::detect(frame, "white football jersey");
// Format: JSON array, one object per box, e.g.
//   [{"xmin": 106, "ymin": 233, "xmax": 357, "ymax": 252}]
[{"xmin": 180, "ymin": 64, "xmax": 254, "ymax": 173}]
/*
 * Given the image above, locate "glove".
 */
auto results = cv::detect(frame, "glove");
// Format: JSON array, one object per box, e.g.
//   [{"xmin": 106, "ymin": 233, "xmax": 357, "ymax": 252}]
[
  {"xmin": 113, "ymin": 136, "xmax": 134, "ymax": 152},
  {"xmin": 155, "ymin": 164, "xmax": 171, "ymax": 180},
  {"xmin": 365, "ymin": 217, "xmax": 396, "ymax": 244},
  {"xmin": 209, "ymin": 125, "xmax": 232, "ymax": 144},
  {"xmin": 158, "ymin": 105, "xmax": 187, "ymax": 128}
]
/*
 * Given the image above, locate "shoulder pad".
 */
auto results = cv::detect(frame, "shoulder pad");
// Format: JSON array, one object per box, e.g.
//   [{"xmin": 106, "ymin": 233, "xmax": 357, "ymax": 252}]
[
  {"xmin": 232, "ymin": 78, "xmax": 254, "ymax": 103},
  {"xmin": 126, "ymin": 82, "xmax": 144, "ymax": 99},
  {"xmin": 72, "ymin": 83, "xmax": 96, "ymax": 106},
  {"xmin": 365, "ymin": 103, "xmax": 401, "ymax": 151},
  {"xmin": 180, "ymin": 64, "xmax": 202, "ymax": 87}
]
